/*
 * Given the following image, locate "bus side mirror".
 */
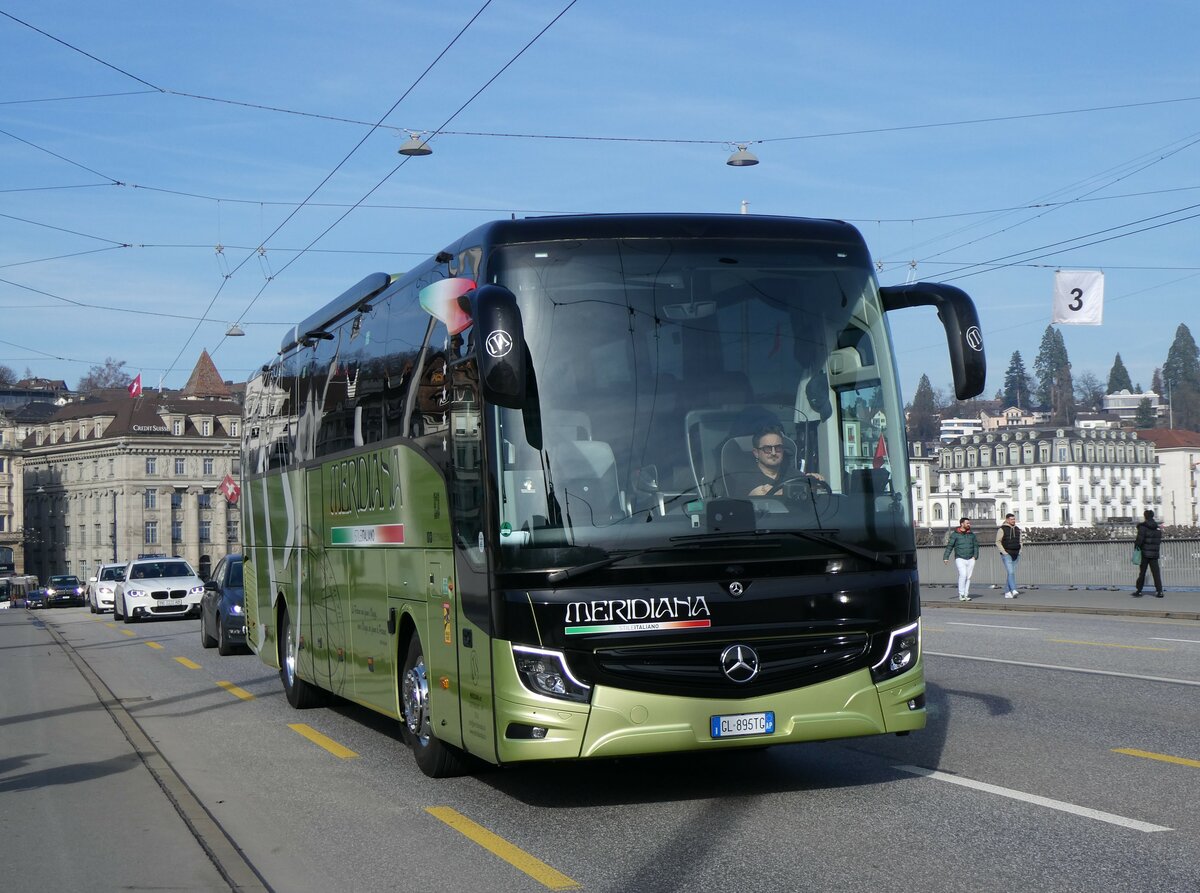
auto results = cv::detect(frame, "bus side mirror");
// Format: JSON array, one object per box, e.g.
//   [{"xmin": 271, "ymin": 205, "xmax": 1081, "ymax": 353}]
[
  {"xmin": 880, "ymin": 282, "xmax": 986, "ymax": 400},
  {"xmin": 471, "ymin": 284, "xmax": 527, "ymax": 409}
]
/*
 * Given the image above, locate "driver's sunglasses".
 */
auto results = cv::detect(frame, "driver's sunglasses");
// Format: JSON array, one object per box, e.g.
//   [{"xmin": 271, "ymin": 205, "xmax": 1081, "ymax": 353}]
[{"xmin": 756, "ymin": 444, "xmax": 784, "ymax": 454}]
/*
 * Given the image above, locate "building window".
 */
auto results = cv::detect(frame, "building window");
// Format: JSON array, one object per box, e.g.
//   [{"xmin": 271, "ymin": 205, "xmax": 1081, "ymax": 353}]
[
  {"xmin": 175, "ymin": 458, "xmax": 186, "ymax": 475},
  {"xmin": 172, "ymin": 520, "xmax": 183, "ymax": 542},
  {"xmin": 173, "ymin": 420, "xmax": 182, "ymax": 436},
  {"xmin": 171, "ymin": 491, "xmax": 183, "ymax": 509},
  {"xmin": 201, "ymin": 420, "xmax": 211, "ymax": 436},
  {"xmin": 203, "ymin": 457, "xmax": 214, "ymax": 475},
  {"xmin": 1060, "ymin": 486, "xmax": 1069, "ymax": 502},
  {"xmin": 198, "ymin": 492, "xmax": 212, "ymax": 509},
  {"xmin": 230, "ymin": 420, "xmax": 239, "ymax": 437},
  {"xmin": 145, "ymin": 521, "xmax": 158, "ymax": 544},
  {"xmin": 200, "ymin": 520, "xmax": 212, "ymax": 543},
  {"xmin": 109, "ymin": 458, "xmax": 114, "ymax": 477},
  {"xmin": 144, "ymin": 489, "xmax": 157, "ymax": 509},
  {"xmin": 146, "ymin": 457, "xmax": 157, "ymax": 475}
]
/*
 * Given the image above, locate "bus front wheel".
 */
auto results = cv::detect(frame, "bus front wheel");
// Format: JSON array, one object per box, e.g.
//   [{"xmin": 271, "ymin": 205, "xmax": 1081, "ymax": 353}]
[
  {"xmin": 279, "ymin": 605, "xmax": 326, "ymax": 709},
  {"xmin": 400, "ymin": 634, "xmax": 466, "ymax": 778}
]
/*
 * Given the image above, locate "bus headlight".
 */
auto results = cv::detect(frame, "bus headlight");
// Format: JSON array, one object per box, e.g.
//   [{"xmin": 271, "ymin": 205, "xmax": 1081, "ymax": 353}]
[
  {"xmin": 870, "ymin": 621, "xmax": 920, "ymax": 683},
  {"xmin": 512, "ymin": 645, "xmax": 591, "ymax": 703}
]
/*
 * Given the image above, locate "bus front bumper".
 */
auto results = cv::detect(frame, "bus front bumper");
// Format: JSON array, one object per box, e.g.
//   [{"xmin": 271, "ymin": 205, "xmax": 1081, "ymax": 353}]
[{"xmin": 494, "ymin": 656, "xmax": 925, "ymax": 764}]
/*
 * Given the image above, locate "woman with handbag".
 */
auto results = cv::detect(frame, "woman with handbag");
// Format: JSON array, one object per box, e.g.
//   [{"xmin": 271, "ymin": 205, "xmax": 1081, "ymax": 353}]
[{"xmin": 1132, "ymin": 509, "xmax": 1164, "ymax": 598}]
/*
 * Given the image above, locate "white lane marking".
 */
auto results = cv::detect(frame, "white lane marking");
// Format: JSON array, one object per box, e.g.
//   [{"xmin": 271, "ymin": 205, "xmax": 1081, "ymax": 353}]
[
  {"xmin": 895, "ymin": 765, "xmax": 1172, "ymax": 833},
  {"xmin": 947, "ymin": 622, "xmax": 1040, "ymax": 631},
  {"xmin": 926, "ymin": 651, "xmax": 1200, "ymax": 687},
  {"xmin": 1150, "ymin": 637, "xmax": 1200, "ymax": 644}
]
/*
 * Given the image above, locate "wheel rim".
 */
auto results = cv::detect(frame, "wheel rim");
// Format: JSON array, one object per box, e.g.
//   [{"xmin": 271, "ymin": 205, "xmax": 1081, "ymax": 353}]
[
  {"xmin": 284, "ymin": 616, "xmax": 297, "ymax": 687},
  {"xmin": 402, "ymin": 655, "xmax": 431, "ymax": 746}
]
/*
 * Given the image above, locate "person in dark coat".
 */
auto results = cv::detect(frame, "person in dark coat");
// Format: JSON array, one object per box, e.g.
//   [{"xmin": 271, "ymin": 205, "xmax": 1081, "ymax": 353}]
[{"xmin": 1132, "ymin": 509, "xmax": 1164, "ymax": 598}]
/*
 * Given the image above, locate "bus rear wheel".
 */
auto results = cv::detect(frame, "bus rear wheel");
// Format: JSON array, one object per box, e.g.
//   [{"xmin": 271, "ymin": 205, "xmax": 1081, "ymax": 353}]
[
  {"xmin": 400, "ymin": 634, "xmax": 466, "ymax": 778},
  {"xmin": 279, "ymin": 604, "xmax": 326, "ymax": 709}
]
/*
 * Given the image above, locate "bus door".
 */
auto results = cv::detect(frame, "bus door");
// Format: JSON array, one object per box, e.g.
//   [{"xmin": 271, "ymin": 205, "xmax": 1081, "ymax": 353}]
[{"xmin": 446, "ymin": 352, "xmax": 496, "ymax": 763}]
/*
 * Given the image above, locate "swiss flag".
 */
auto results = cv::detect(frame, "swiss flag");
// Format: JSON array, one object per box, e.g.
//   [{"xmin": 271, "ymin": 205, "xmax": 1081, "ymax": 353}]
[
  {"xmin": 219, "ymin": 474, "xmax": 241, "ymax": 504},
  {"xmin": 128, "ymin": 374, "xmax": 142, "ymax": 398},
  {"xmin": 872, "ymin": 433, "xmax": 887, "ymax": 470}
]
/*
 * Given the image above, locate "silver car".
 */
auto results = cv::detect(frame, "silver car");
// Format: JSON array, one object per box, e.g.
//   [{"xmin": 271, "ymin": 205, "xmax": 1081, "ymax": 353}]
[{"xmin": 114, "ymin": 558, "xmax": 205, "ymax": 623}]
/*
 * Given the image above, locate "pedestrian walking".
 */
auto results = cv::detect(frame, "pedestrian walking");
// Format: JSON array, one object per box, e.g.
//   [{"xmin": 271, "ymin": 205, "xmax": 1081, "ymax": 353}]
[
  {"xmin": 1132, "ymin": 509, "xmax": 1164, "ymax": 598},
  {"xmin": 943, "ymin": 517, "xmax": 980, "ymax": 601},
  {"xmin": 995, "ymin": 512, "xmax": 1022, "ymax": 599}
]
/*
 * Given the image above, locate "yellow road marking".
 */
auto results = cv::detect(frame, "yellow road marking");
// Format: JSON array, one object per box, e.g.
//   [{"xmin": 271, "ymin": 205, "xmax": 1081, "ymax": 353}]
[
  {"xmin": 287, "ymin": 723, "xmax": 358, "ymax": 759},
  {"xmin": 216, "ymin": 680, "xmax": 255, "ymax": 701},
  {"xmin": 145, "ymin": 641, "xmax": 164, "ymax": 650},
  {"xmin": 120, "ymin": 629, "xmax": 135, "ymax": 637},
  {"xmin": 426, "ymin": 806, "xmax": 581, "ymax": 890},
  {"xmin": 1114, "ymin": 748, "xmax": 1200, "ymax": 768},
  {"xmin": 105, "ymin": 622, "xmax": 117, "ymax": 628},
  {"xmin": 175, "ymin": 657, "xmax": 201, "ymax": 669},
  {"xmin": 1048, "ymin": 639, "xmax": 1170, "ymax": 652}
]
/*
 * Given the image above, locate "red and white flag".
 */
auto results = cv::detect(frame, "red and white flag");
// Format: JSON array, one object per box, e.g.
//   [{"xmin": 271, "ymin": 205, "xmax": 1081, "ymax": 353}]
[
  {"xmin": 128, "ymin": 373, "xmax": 143, "ymax": 398},
  {"xmin": 219, "ymin": 474, "xmax": 241, "ymax": 503},
  {"xmin": 872, "ymin": 433, "xmax": 888, "ymax": 470}
]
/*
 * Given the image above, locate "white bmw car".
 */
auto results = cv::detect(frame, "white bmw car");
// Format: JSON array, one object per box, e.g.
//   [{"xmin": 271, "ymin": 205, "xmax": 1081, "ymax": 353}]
[
  {"xmin": 88, "ymin": 562, "xmax": 125, "ymax": 614},
  {"xmin": 114, "ymin": 557, "xmax": 205, "ymax": 623}
]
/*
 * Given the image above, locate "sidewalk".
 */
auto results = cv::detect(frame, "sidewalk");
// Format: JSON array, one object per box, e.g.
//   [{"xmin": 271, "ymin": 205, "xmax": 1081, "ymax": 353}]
[{"xmin": 920, "ymin": 582, "xmax": 1200, "ymax": 621}]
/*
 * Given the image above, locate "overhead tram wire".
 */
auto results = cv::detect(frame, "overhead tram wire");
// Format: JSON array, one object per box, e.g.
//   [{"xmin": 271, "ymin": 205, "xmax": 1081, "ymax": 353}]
[
  {"xmin": 161, "ymin": 0, "xmax": 500, "ymax": 383},
  {"xmin": 210, "ymin": 0, "xmax": 581, "ymax": 364}
]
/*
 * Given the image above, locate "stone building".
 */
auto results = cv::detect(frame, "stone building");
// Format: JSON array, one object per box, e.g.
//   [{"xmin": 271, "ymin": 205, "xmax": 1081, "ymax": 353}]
[
  {"xmin": 0, "ymin": 413, "xmax": 23, "ymax": 575},
  {"xmin": 21, "ymin": 352, "xmax": 242, "ymax": 581},
  {"xmin": 910, "ymin": 426, "xmax": 1160, "ymax": 531}
]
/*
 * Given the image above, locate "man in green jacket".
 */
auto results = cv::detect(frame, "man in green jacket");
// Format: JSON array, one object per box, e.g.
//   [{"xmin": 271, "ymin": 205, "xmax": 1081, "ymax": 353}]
[{"xmin": 942, "ymin": 517, "xmax": 980, "ymax": 601}]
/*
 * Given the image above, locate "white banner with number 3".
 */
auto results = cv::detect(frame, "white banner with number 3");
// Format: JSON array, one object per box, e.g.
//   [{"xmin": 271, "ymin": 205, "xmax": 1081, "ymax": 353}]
[{"xmin": 1052, "ymin": 270, "xmax": 1104, "ymax": 325}]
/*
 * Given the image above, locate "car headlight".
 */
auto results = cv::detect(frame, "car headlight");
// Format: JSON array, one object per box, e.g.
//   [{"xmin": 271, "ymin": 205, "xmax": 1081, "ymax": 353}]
[
  {"xmin": 126, "ymin": 588, "xmax": 147, "ymax": 598},
  {"xmin": 229, "ymin": 603, "xmax": 244, "ymax": 615},
  {"xmin": 512, "ymin": 645, "xmax": 591, "ymax": 703},
  {"xmin": 870, "ymin": 621, "xmax": 921, "ymax": 683},
  {"xmin": 99, "ymin": 585, "xmax": 114, "ymax": 596},
  {"xmin": 47, "ymin": 588, "xmax": 58, "ymax": 595}
]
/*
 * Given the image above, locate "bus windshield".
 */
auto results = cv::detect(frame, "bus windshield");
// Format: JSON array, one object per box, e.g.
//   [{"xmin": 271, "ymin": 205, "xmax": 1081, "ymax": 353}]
[{"xmin": 483, "ymin": 236, "xmax": 912, "ymax": 572}]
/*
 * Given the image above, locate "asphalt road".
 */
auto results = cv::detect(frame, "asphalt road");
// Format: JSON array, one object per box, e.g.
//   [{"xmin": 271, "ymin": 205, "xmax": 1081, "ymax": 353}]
[{"xmin": 2, "ymin": 599, "xmax": 1197, "ymax": 893}]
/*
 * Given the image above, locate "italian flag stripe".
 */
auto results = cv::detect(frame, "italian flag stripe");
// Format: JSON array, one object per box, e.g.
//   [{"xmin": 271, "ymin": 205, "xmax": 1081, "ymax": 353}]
[{"xmin": 330, "ymin": 524, "xmax": 405, "ymax": 546}]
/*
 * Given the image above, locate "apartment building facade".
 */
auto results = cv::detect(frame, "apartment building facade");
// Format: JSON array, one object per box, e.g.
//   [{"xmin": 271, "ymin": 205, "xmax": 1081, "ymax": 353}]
[{"xmin": 20, "ymin": 353, "xmax": 242, "ymax": 582}]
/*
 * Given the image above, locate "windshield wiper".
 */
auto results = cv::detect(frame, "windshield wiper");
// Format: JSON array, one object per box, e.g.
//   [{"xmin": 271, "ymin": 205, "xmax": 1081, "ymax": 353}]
[
  {"xmin": 546, "ymin": 549, "xmax": 654, "ymax": 584},
  {"xmin": 546, "ymin": 543, "xmax": 721, "ymax": 584},
  {"xmin": 670, "ymin": 528, "xmax": 895, "ymax": 568}
]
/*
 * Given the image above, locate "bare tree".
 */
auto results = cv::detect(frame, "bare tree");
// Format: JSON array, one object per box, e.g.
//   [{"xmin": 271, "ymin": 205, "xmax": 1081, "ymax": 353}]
[{"xmin": 77, "ymin": 358, "xmax": 133, "ymax": 392}]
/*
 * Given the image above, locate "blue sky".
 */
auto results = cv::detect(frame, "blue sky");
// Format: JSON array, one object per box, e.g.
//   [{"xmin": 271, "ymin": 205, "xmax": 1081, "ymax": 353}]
[{"xmin": 3, "ymin": 1, "xmax": 1198, "ymax": 404}]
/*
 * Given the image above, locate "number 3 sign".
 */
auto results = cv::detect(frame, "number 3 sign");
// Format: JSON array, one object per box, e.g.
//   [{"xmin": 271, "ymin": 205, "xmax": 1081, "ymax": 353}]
[{"xmin": 1052, "ymin": 270, "xmax": 1104, "ymax": 325}]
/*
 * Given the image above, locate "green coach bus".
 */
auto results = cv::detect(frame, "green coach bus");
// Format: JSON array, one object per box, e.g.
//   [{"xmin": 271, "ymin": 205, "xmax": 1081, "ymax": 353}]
[{"xmin": 241, "ymin": 213, "xmax": 985, "ymax": 776}]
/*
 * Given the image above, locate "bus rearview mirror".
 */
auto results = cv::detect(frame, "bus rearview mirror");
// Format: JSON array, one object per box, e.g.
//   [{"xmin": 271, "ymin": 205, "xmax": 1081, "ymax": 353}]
[
  {"xmin": 879, "ymin": 282, "xmax": 986, "ymax": 401},
  {"xmin": 471, "ymin": 284, "xmax": 527, "ymax": 409}
]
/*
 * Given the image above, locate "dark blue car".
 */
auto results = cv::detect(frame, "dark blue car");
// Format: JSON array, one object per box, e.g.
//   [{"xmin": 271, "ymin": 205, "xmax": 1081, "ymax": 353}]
[{"xmin": 200, "ymin": 554, "xmax": 246, "ymax": 656}]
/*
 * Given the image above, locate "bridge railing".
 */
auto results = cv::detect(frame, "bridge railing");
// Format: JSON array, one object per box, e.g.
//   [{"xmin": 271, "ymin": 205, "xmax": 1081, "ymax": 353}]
[{"xmin": 917, "ymin": 538, "xmax": 1200, "ymax": 589}]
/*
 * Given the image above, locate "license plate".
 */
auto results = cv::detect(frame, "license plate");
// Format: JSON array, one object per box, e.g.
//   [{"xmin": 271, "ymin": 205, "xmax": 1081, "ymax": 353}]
[
  {"xmin": 165, "ymin": 599, "xmax": 183, "ymax": 606},
  {"xmin": 711, "ymin": 711, "xmax": 775, "ymax": 739}
]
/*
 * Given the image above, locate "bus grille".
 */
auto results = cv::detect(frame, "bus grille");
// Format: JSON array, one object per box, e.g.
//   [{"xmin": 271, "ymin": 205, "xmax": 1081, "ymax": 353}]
[{"xmin": 580, "ymin": 633, "xmax": 871, "ymax": 697}]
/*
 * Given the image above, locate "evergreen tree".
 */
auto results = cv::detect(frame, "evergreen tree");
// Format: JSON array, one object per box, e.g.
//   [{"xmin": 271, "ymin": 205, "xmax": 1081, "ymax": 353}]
[
  {"xmin": 1032, "ymin": 326, "xmax": 1070, "ymax": 412},
  {"xmin": 1163, "ymin": 324, "xmax": 1200, "ymax": 392},
  {"xmin": 1133, "ymin": 398, "xmax": 1157, "ymax": 429},
  {"xmin": 1163, "ymin": 324, "xmax": 1200, "ymax": 431},
  {"xmin": 1002, "ymin": 351, "xmax": 1033, "ymax": 409},
  {"xmin": 1151, "ymin": 367, "xmax": 1164, "ymax": 396},
  {"xmin": 1106, "ymin": 353, "xmax": 1133, "ymax": 393},
  {"xmin": 1050, "ymin": 363, "xmax": 1076, "ymax": 425},
  {"xmin": 905, "ymin": 374, "xmax": 941, "ymax": 442}
]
